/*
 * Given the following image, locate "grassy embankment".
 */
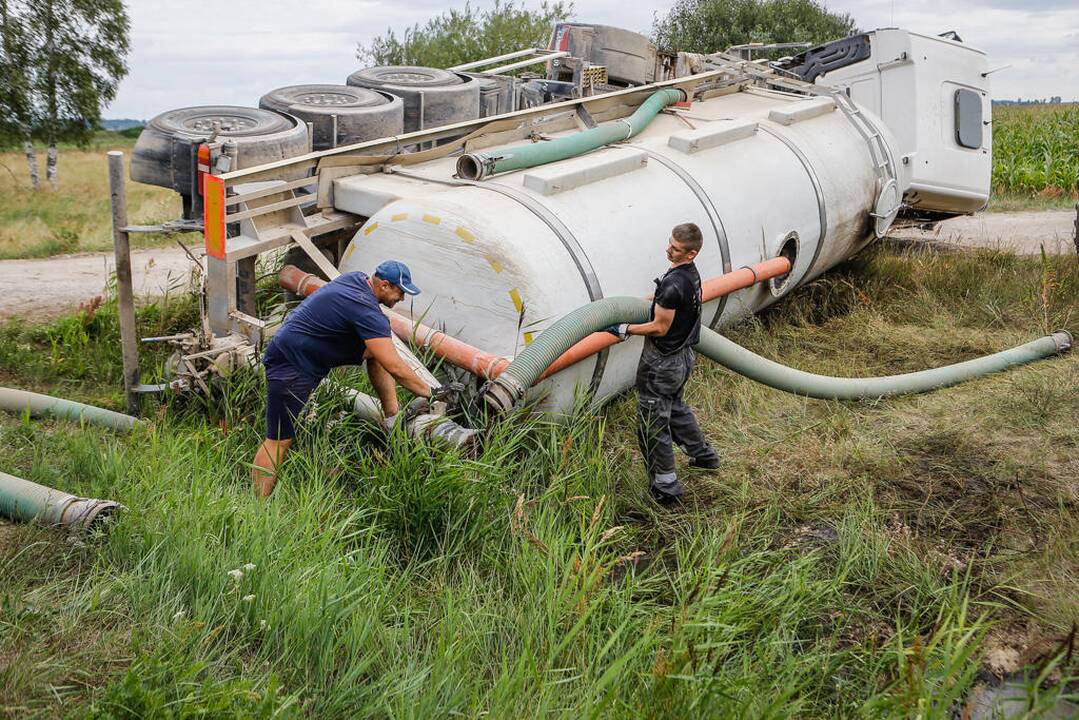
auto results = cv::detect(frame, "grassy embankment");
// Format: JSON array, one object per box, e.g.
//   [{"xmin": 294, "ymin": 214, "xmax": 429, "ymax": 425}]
[
  {"xmin": 1, "ymin": 242, "xmax": 1077, "ymax": 716},
  {"xmin": 0, "ymin": 133, "xmax": 183, "ymax": 260},
  {"xmin": 0, "ymin": 104, "xmax": 1075, "ymax": 260}
]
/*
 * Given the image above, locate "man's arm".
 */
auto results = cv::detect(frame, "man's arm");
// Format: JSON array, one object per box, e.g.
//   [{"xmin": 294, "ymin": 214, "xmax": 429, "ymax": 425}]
[
  {"xmin": 364, "ymin": 337, "xmax": 433, "ymax": 398},
  {"xmin": 627, "ymin": 304, "xmax": 675, "ymax": 338}
]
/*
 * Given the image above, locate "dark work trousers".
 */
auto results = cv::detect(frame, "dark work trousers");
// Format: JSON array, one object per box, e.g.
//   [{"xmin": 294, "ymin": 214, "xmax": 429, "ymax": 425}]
[{"xmin": 635, "ymin": 339, "xmax": 719, "ymax": 498}]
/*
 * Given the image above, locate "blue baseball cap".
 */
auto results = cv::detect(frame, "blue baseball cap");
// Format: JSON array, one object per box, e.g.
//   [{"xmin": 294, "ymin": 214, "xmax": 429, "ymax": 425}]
[{"xmin": 374, "ymin": 259, "xmax": 420, "ymax": 296}]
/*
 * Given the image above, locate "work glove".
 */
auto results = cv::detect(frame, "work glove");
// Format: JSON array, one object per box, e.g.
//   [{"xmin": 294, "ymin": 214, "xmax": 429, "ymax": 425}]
[{"xmin": 604, "ymin": 323, "xmax": 630, "ymax": 342}]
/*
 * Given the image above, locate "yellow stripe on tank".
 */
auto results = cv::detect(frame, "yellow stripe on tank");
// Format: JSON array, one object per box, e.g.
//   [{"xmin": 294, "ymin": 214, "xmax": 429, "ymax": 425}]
[
  {"xmin": 391, "ymin": 213, "xmax": 408, "ymax": 222},
  {"xmin": 509, "ymin": 288, "xmax": 524, "ymax": 314},
  {"xmin": 486, "ymin": 257, "xmax": 503, "ymax": 273},
  {"xmin": 363, "ymin": 223, "xmax": 379, "ymax": 236},
  {"xmin": 523, "ymin": 332, "xmax": 534, "ymax": 345},
  {"xmin": 422, "ymin": 214, "xmax": 441, "ymax": 225},
  {"xmin": 455, "ymin": 226, "xmax": 476, "ymax": 244}
]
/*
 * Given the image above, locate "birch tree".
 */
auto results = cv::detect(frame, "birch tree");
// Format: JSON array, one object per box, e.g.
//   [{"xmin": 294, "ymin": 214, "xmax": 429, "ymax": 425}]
[
  {"xmin": 0, "ymin": 0, "xmax": 41, "ymax": 189},
  {"xmin": 26, "ymin": 0, "xmax": 129, "ymax": 188}
]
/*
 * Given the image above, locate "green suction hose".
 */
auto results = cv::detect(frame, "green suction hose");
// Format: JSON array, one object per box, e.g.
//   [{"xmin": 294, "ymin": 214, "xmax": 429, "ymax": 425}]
[
  {"xmin": 0, "ymin": 387, "xmax": 142, "ymax": 432},
  {"xmin": 456, "ymin": 88, "xmax": 685, "ymax": 181},
  {"xmin": 481, "ymin": 296, "xmax": 1073, "ymax": 411}
]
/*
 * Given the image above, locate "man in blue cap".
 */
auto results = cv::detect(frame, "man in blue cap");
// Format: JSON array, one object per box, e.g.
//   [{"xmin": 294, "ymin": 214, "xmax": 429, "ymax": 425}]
[{"xmin": 252, "ymin": 260, "xmax": 434, "ymax": 497}]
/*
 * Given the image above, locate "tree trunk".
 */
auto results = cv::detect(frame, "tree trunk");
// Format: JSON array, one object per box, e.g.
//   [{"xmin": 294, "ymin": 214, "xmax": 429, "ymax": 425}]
[
  {"xmin": 23, "ymin": 129, "xmax": 40, "ymax": 191},
  {"xmin": 46, "ymin": 142, "xmax": 57, "ymax": 188}
]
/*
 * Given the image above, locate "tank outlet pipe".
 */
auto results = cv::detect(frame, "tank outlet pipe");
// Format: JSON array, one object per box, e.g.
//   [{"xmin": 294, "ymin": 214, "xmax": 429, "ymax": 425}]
[
  {"xmin": 0, "ymin": 387, "xmax": 141, "ymax": 432},
  {"xmin": 328, "ymin": 382, "xmax": 482, "ymax": 457},
  {"xmin": 536, "ymin": 257, "xmax": 793, "ymax": 381},
  {"xmin": 279, "ymin": 265, "xmax": 511, "ymax": 378},
  {"xmin": 456, "ymin": 88, "xmax": 686, "ymax": 181},
  {"xmin": 0, "ymin": 470, "xmax": 120, "ymax": 532},
  {"xmin": 481, "ymin": 292, "xmax": 1073, "ymax": 411}
]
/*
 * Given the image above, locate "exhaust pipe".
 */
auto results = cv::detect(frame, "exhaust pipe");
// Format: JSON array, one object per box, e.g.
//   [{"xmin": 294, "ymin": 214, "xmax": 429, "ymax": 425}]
[{"xmin": 0, "ymin": 470, "xmax": 120, "ymax": 532}]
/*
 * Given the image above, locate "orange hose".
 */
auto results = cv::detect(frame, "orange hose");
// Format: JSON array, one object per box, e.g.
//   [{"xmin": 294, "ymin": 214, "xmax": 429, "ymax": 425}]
[
  {"xmin": 536, "ymin": 257, "xmax": 791, "ymax": 381},
  {"xmin": 278, "ymin": 256, "xmax": 792, "ymax": 383}
]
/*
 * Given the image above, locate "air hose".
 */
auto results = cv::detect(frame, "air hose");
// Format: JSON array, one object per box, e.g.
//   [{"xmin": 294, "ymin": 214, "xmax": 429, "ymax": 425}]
[
  {"xmin": 456, "ymin": 88, "xmax": 686, "ymax": 181},
  {"xmin": 0, "ymin": 387, "xmax": 142, "ymax": 432},
  {"xmin": 481, "ymin": 296, "xmax": 1073, "ymax": 412}
]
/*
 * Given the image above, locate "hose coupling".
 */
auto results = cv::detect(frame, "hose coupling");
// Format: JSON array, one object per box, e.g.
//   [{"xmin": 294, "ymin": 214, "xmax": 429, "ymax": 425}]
[
  {"xmin": 1051, "ymin": 329, "xmax": 1073, "ymax": 353},
  {"xmin": 456, "ymin": 153, "xmax": 497, "ymax": 181},
  {"xmin": 482, "ymin": 373, "xmax": 527, "ymax": 414}
]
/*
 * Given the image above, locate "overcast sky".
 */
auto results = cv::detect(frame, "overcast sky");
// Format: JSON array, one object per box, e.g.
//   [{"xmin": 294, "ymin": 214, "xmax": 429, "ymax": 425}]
[{"xmin": 107, "ymin": 0, "xmax": 1078, "ymax": 119}]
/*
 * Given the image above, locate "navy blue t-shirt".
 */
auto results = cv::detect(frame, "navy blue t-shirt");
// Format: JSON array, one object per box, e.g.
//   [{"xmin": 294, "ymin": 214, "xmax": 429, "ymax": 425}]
[{"xmin": 264, "ymin": 272, "xmax": 391, "ymax": 381}]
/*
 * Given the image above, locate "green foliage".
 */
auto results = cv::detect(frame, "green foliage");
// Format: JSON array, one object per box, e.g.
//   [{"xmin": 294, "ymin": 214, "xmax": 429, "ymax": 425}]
[
  {"xmin": 358, "ymin": 0, "xmax": 573, "ymax": 69},
  {"xmin": 0, "ymin": 0, "xmax": 37, "ymax": 148},
  {"xmin": 992, "ymin": 103, "xmax": 1079, "ymax": 199},
  {"xmin": 652, "ymin": 0, "xmax": 857, "ymax": 54},
  {"xmin": 22, "ymin": 0, "xmax": 131, "ymax": 147}
]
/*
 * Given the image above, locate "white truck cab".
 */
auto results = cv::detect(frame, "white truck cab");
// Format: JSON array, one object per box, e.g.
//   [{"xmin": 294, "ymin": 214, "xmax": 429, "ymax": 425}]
[{"xmin": 790, "ymin": 29, "xmax": 992, "ymax": 215}]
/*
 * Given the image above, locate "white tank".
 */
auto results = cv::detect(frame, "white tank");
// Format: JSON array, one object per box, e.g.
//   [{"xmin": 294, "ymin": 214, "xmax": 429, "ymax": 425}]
[{"xmin": 335, "ymin": 87, "xmax": 905, "ymax": 411}]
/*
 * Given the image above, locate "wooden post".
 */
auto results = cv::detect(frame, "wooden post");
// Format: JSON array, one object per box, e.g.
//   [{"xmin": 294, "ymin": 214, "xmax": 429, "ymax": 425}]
[{"xmin": 108, "ymin": 151, "xmax": 141, "ymax": 416}]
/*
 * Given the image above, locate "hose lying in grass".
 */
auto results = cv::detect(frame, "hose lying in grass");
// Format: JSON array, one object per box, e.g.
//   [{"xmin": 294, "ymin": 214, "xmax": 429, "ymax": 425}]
[
  {"xmin": 0, "ymin": 386, "xmax": 141, "ymax": 432},
  {"xmin": 482, "ymin": 295, "xmax": 1074, "ymax": 412},
  {"xmin": 0, "ymin": 469, "xmax": 120, "ymax": 532},
  {"xmin": 325, "ymin": 382, "xmax": 482, "ymax": 457}
]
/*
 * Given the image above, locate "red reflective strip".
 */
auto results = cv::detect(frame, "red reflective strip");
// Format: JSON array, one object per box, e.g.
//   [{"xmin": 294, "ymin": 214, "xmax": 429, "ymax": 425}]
[{"xmin": 203, "ymin": 174, "xmax": 226, "ymax": 260}]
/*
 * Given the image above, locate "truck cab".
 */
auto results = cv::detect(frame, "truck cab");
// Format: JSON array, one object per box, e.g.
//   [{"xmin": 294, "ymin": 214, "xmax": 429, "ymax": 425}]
[{"xmin": 783, "ymin": 28, "xmax": 992, "ymax": 216}]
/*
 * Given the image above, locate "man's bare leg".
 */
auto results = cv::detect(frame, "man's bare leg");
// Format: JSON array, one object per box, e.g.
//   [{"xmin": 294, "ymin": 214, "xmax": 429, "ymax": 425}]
[
  {"xmin": 252, "ymin": 437, "xmax": 293, "ymax": 498},
  {"xmin": 367, "ymin": 357, "xmax": 399, "ymax": 417}
]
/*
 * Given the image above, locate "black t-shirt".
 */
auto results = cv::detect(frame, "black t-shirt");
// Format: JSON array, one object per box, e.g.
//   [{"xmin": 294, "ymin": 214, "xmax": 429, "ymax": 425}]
[{"xmin": 650, "ymin": 262, "xmax": 702, "ymax": 354}]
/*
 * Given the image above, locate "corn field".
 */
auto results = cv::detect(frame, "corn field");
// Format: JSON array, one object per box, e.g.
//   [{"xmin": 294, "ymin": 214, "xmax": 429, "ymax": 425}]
[{"xmin": 992, "ymin": 103, "xmax": 1079, "ymax": 198}]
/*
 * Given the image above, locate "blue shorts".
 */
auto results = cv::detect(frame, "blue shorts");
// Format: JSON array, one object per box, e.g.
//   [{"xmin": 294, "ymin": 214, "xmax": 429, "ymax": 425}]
[{"xmin": 264, "ymin": 360, "xmax": 321, "ymax": 441}]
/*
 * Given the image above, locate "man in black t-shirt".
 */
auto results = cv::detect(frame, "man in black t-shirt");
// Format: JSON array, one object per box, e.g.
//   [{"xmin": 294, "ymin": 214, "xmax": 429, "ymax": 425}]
[{"xmin": 606, "ymin": 223, "xmax": 720, "ymax": 505}]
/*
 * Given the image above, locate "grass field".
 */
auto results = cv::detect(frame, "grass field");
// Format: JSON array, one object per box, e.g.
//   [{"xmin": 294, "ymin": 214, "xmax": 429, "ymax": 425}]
[
  {"xmin": 0, "ymin": 134, "xmax": 184, "ymax": 260},
  {"xmin": 2, "ymin": 242, "xmax": 1077, "ymax": 716}
]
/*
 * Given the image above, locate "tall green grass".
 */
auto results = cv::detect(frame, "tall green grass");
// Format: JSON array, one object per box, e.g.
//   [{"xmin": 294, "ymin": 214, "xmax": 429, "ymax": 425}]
[
  {"xmin": 992, "ymin": 104, "xmax": 1079, "ymax": 199},
  {"xmin": 1, "ymin": 244, "xmax": 1078, "ymax": 716}
]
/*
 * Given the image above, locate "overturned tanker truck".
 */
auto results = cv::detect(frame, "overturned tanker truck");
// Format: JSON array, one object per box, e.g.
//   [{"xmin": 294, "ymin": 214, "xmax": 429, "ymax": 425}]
[{"xmin": 115, "ymin": 24, "xmax": 1071, "ymax": 425}]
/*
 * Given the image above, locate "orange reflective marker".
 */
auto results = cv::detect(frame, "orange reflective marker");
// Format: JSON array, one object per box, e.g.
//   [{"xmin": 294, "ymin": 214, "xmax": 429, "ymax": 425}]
[{"xmin": 204, "ymin": 174, "xmax": 226, "ymax": 260}]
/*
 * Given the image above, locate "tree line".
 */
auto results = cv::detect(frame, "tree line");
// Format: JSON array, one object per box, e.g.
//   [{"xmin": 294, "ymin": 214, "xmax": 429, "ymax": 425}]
[
  {"xmin": 359, "ymin": 0, "xmax": 855, "ymax": 76},
  {"xmin": 0, "ymin": 0, "xmax": 129, "ymax": 189}
]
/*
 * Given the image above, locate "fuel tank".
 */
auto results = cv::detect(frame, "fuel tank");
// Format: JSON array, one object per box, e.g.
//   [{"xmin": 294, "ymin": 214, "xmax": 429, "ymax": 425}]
[{"xmin": 334, "ymin": 86, "xmax": 906, "ymax": 411}]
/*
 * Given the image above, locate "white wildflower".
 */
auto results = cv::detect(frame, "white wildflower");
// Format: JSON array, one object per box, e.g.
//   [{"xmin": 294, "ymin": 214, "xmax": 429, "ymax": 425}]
[
  {"xmin": 172, "ymin": 609, "xmax": 186, "ymax": 622},
  {"xmin": 227, "ymin": 568, "xmax": 244, "ymax": 582},
  {"xmin": 242, "ymin": 563, "xmax": 256, "ymax": 572},
  {"xmin": 242, "ymin": 594, "xmax": 256, "ymax": 603},
  {"xmin": 259, "ymin": 620, "xmax": 268, "ymax": 630}
]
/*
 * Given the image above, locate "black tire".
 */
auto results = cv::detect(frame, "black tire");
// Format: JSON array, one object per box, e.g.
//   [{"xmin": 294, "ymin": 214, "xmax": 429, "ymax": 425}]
[
  {"xmin": 130, "ymin": 105, "xmax": 309, "ymax": 194},
  {"xmin": 346, "ymin": 66, "xmax": 480, "ymax": 133},
  {"xmin": 259, "ymin": 84, "xmax": 404, "ymax": 150}
]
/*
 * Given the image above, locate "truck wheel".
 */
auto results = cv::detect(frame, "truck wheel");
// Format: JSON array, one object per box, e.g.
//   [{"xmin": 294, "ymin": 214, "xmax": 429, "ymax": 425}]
[
  {"xmin": 259, "ymin": 84, "xmax": 404, "ymax": 150},
  {"xmin": 130, "ymin": 105, "xmax": 309, "ymax": 195},
  {"xmin": 346, "ymin": 66, "xmax": 480, "ymax": 133}
]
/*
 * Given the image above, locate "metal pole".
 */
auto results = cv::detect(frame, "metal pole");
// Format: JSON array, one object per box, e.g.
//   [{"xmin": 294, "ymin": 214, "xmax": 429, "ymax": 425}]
[{"xmin": 107, "ymin": 151, "xmax": 140, "ymax": 416}]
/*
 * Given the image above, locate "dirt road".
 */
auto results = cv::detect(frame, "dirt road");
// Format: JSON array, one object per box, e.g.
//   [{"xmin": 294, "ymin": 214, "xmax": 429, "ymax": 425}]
[
  {"xmin": 0, "ymin": 246, "xmax": 198, "ymax": 323},
  {"xmin": 0, "ymin": 210, "xmax": 1074, "ymax": 324},
  {"xmin": 887, "ymin": 209, "xmax": 1077, "ymax": 255}
]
